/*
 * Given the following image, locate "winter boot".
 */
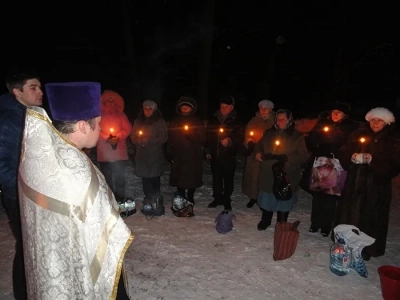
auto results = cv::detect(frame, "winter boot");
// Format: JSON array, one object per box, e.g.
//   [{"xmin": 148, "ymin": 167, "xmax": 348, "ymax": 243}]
[
  {"xmin": 208, "ymin": 195, "xmax": 222, "ymax": 208},
  {"xmin": 320, "ymin": 228, "xmax": 331, "ymax": 237},
  {"xmin": 187, "ymin": 188, "xmax": 195, "ymax": 205},
  {"xmin": 361, "ymin": 249, "xmax": 371, "ymax": 261},
  {"xmin": 276, "ymin": 211, "xmax": 289, "ymax": 223},
  {"xmin": 257, "ymin": 209, "xmax": 273, "ymax": 231},
  {"xmin": 246, "ymin": 198, "xmax": 257, "ymax": 208},
  {"xmin": 223, "ymin": 195, "xmax": 232, "ymax": 211}
]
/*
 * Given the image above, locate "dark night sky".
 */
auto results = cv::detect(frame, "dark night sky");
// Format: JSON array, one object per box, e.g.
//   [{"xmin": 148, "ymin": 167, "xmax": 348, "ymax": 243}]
[{"xmin": 1, "ymin": 1, "xmax": 398, "ymax": 121}]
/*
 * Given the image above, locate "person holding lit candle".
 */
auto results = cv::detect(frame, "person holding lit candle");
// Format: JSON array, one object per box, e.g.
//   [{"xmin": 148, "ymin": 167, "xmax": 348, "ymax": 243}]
[
  {"xmin": 97, "ymin": 90, "xmax": 132, "ymax": 204},
  {"xmin": 205, "ymin": 96, "xmax": 243, "ymax": 211},
  {"xmin": 242, "ymin": 100, "xmax": 275, "ymax": 208},
  {"xmin": 333, "ymin": 107, "xmax": 400, "ymax": 260},
  {"xmin": 166, "ymin": 97, "xmax": 206, "ymax": 205},
  {"xmin": 254, "ymin": 109, "xmax": 308, "ymax": 231},
  {"xmin": 130, "ymin": 100, "xmax": 168, "ymax": 204},
  {"xmin": 305, "ymin": 102, "xmax": 358, "ymax": 236}
]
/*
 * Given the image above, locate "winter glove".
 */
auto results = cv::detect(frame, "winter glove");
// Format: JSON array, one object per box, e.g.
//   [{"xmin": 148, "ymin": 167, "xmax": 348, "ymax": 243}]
[
  {"xmin": 264, "ymin": 153, "xmax": 274, "ymax": 160},
  {"xmin": 138, "ymin": 136, "xmax": 149, "ymax": 147},
  {"xmin": 247, "ymin": 141, "xmax": 255, "ymax": 156},
  {"xmin": 315, "ymin": 143, "xmax": 334, "ymax": 158},
  {"xmin": 107, "ymin": 136, "xmax": 119, "ymax": 146},
  {"xmin": 274, "ymin": 154, "xmax": 288, "ymax": 163},
  {"xmin": 184, "ymin": 133, "xmax": 192, "ymax": 140},
  {"xmin": 351, "ymin": 153, "xmax": 372, "ymax": 164}
]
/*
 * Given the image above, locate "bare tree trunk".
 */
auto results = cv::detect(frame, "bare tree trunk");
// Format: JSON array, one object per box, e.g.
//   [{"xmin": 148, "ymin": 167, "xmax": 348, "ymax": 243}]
[
  {"xmin": 265, "ymin": 37, "xmax": 284, "ymax": 99},
  {"xmin": 265, "ymin": 44, "xmax": 278, "ymax": 99},
  {"xmin": 331, "ymin": 45, "xmax": 344, "ymax": 102},
  {"xmin": 330, "ymin": 10, "xmax": 346, "ymax": 104},
  {"xmin": 197, "ymin": 0, "xmax": 216, "ymax": 119}
]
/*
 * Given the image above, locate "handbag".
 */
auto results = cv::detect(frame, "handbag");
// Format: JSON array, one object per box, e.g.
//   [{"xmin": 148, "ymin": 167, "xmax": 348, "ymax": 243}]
[
  {"xmin": 309, "ymin": 156, "xmax": 347, "ymax": 196},
  {"xmin": 272, "ymin": 162, "xmax": 292, "ymax": 201},
  {"xmin": 273, "ymin": 220, "xmax": 300, "ymax": 261}
]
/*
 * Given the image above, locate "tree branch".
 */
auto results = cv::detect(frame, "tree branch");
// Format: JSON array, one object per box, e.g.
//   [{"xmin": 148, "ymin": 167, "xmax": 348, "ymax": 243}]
[{"xmin": 336, "ymin": 42, "xmax": 393, "ymax": 83}]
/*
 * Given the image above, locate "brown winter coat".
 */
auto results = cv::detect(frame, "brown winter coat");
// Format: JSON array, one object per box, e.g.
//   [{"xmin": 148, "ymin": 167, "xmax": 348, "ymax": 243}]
[
  {"xmin": 333, "ymin": 123, "xmax": 400, "ymax": 257},
  {"xmin": 254, "ymin": 124, "xmax": 308, "ymax": 194},
  {"xmin": 242, "ymin": 111, "xmax": 275, "ymax": 199}
]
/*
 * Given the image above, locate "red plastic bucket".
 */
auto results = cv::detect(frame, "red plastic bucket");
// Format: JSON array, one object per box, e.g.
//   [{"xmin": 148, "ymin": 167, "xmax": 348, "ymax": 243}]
[{"xmin": 378, "ymin": 265, "xmax": 400, "ymax": 300}]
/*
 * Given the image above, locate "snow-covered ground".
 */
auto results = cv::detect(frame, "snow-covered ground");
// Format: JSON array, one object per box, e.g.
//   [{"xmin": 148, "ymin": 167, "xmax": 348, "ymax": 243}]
[{"xmin": 1, "ymin": 158, "xmax": 399, "ymax": 299}]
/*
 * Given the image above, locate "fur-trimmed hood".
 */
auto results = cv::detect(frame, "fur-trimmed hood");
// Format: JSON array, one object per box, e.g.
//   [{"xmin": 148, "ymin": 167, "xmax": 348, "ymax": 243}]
[{"xmin": 101, "ymin": 90, "xmax": 125, "ymax": 112}]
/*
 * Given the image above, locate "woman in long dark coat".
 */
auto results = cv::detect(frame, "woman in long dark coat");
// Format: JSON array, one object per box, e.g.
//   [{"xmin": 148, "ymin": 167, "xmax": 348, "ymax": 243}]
[
  {"xmin": 333, "ymin": 107, "xmax": 400, "ymax": 260},
  {"xmin": 306, "ymin": 102, "xmax": 359, "ymax": 236},
  {"xmin": 254, "ymin": 109, "xmax": 308, "ymax": 230},
  {"xmin": 242, "ymin": 100, "xmax": 275, "ymax": 208},
  {"xmin": 130, "ymin": 100, "xmax": 168, "ymax": 201},
  {"xmin": 166, "ymin": 97, "xmax": 207, "ymax": 204}
]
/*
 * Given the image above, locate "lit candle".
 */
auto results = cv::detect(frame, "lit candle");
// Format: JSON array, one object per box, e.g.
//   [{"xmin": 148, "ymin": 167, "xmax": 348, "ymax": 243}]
[
  {"xmin": 109, "ymin": 128, "xmax": 117, "ymax": 150},
  {"xmin": 275, "ymin": 140, "xmax": 280, "ymax": 146},
  {"xmin": 109, "ymin": 128, "xmax": 115, "ymax": 138},
  {"xmin": 323, "ymin": 126, "xmax": 329, "ymax": 132},
  {"xmin": 359, "ymin": 137, "xmax": 366, "ymax": 152},
  {"xmin": 219, "ymin": 128, "xmax": 224, "ymax": 133},
  {"xmin": 250, "ymin": 131, "xmax": 254, "ymax": 136},
  {"xmin": 184, "ymin": 125, "xmax": 189, "ymax": 131},
  {"xmin": 138, "ymin": 130, "xmax": 143, "ymax": 136}
]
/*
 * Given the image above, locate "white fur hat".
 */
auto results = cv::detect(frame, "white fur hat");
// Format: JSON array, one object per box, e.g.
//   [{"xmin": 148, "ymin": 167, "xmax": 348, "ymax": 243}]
[
  {"xmin": 365, "ymin": 107, "xmax": 395, "ymax": 124},
  {"xmin": 258, "ymin": 99, "xmax": 274, "ymax": 109}
]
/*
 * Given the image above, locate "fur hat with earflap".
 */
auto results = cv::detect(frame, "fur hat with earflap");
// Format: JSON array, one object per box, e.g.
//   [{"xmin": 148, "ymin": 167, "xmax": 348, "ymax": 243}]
[
  {"xmin": 331, "ymin": 102, "xmax": 351, "ymax": 115},
  {"xmin": 176, "ymin": 96, "xmax": 197, "ymax": 114},
  {"xmin": 219, "ymin": 96, "xmax": 235, "ymax": 106}
]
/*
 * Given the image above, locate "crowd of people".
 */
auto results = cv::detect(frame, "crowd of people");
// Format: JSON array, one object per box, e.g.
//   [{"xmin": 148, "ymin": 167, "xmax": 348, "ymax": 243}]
[{"xmin": 1, "ymin": 70, "xmax": 399, "ymax": 299}]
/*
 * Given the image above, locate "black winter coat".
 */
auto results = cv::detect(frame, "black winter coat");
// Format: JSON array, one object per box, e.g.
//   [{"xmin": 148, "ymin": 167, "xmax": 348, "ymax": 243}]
[
  {"xmin": 205, "ymin": 109, "xmax": 243, "ymax": 158},
  {"xmin": 166, "ymin": 113, "xmax": 207, "ymax": 189},
  {"xmin": 333, "ymin": 123, "xmax": 400, "ymax": 257},
  {"xmin": 306, "ymin": 117, "xmax": 359, "ymax": 158},
  {"xmin": 0, "ymin": 93, "xmax": 26, "ymax": 209}
]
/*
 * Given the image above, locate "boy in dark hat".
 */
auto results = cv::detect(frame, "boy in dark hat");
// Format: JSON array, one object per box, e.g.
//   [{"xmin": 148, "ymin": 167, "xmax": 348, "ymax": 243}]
[
  {"xmin": 205, "ymin": 96, "xmax": 243, "ymax": 210},
  {"xmin": 18, "ymin": 82, "xmax": 133, "ymax": 299}
]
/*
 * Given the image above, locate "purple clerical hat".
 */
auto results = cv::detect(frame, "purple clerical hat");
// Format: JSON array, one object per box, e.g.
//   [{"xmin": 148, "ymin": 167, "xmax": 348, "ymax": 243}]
[{"xmin": 45, "ymin": 82, "xmax": 101, "ymax": 121}]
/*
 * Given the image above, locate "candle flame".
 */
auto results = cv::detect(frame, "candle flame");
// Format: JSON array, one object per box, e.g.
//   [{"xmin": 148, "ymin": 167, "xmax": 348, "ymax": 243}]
[
  {"xmin": 219, "ymin": 128, "xmax": 224, "ymax": 133},
  {"xmin": 184, "ymin": 125, "xmax": 189, "ymax": 130},
  {"xmin": 360, "ymin": 137, "xmax": 365, "ymax": 143},
  {"xmin": 323, "ymin": 126, "xmax": 329, "ymax": 132},
  {"xmin": 110, "ymin": 128, "xmax": 114, "ymax": 133},
  {"xmin": 139, "ymin": 130, "xmax": 143, "ymax": 135},
  {"xmin": 250, "ymin": 131, "xmax": 254, "ymax": 136},
  {"xmin": 275, "ymin": 140, "xmax": 280, "ymax": 146}
]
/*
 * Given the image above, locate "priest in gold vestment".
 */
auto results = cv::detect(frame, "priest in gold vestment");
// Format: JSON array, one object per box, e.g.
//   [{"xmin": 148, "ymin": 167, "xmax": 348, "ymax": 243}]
[{"xmin": 18, "ymin": 82, "xmax": 134, "ymax": 299}]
